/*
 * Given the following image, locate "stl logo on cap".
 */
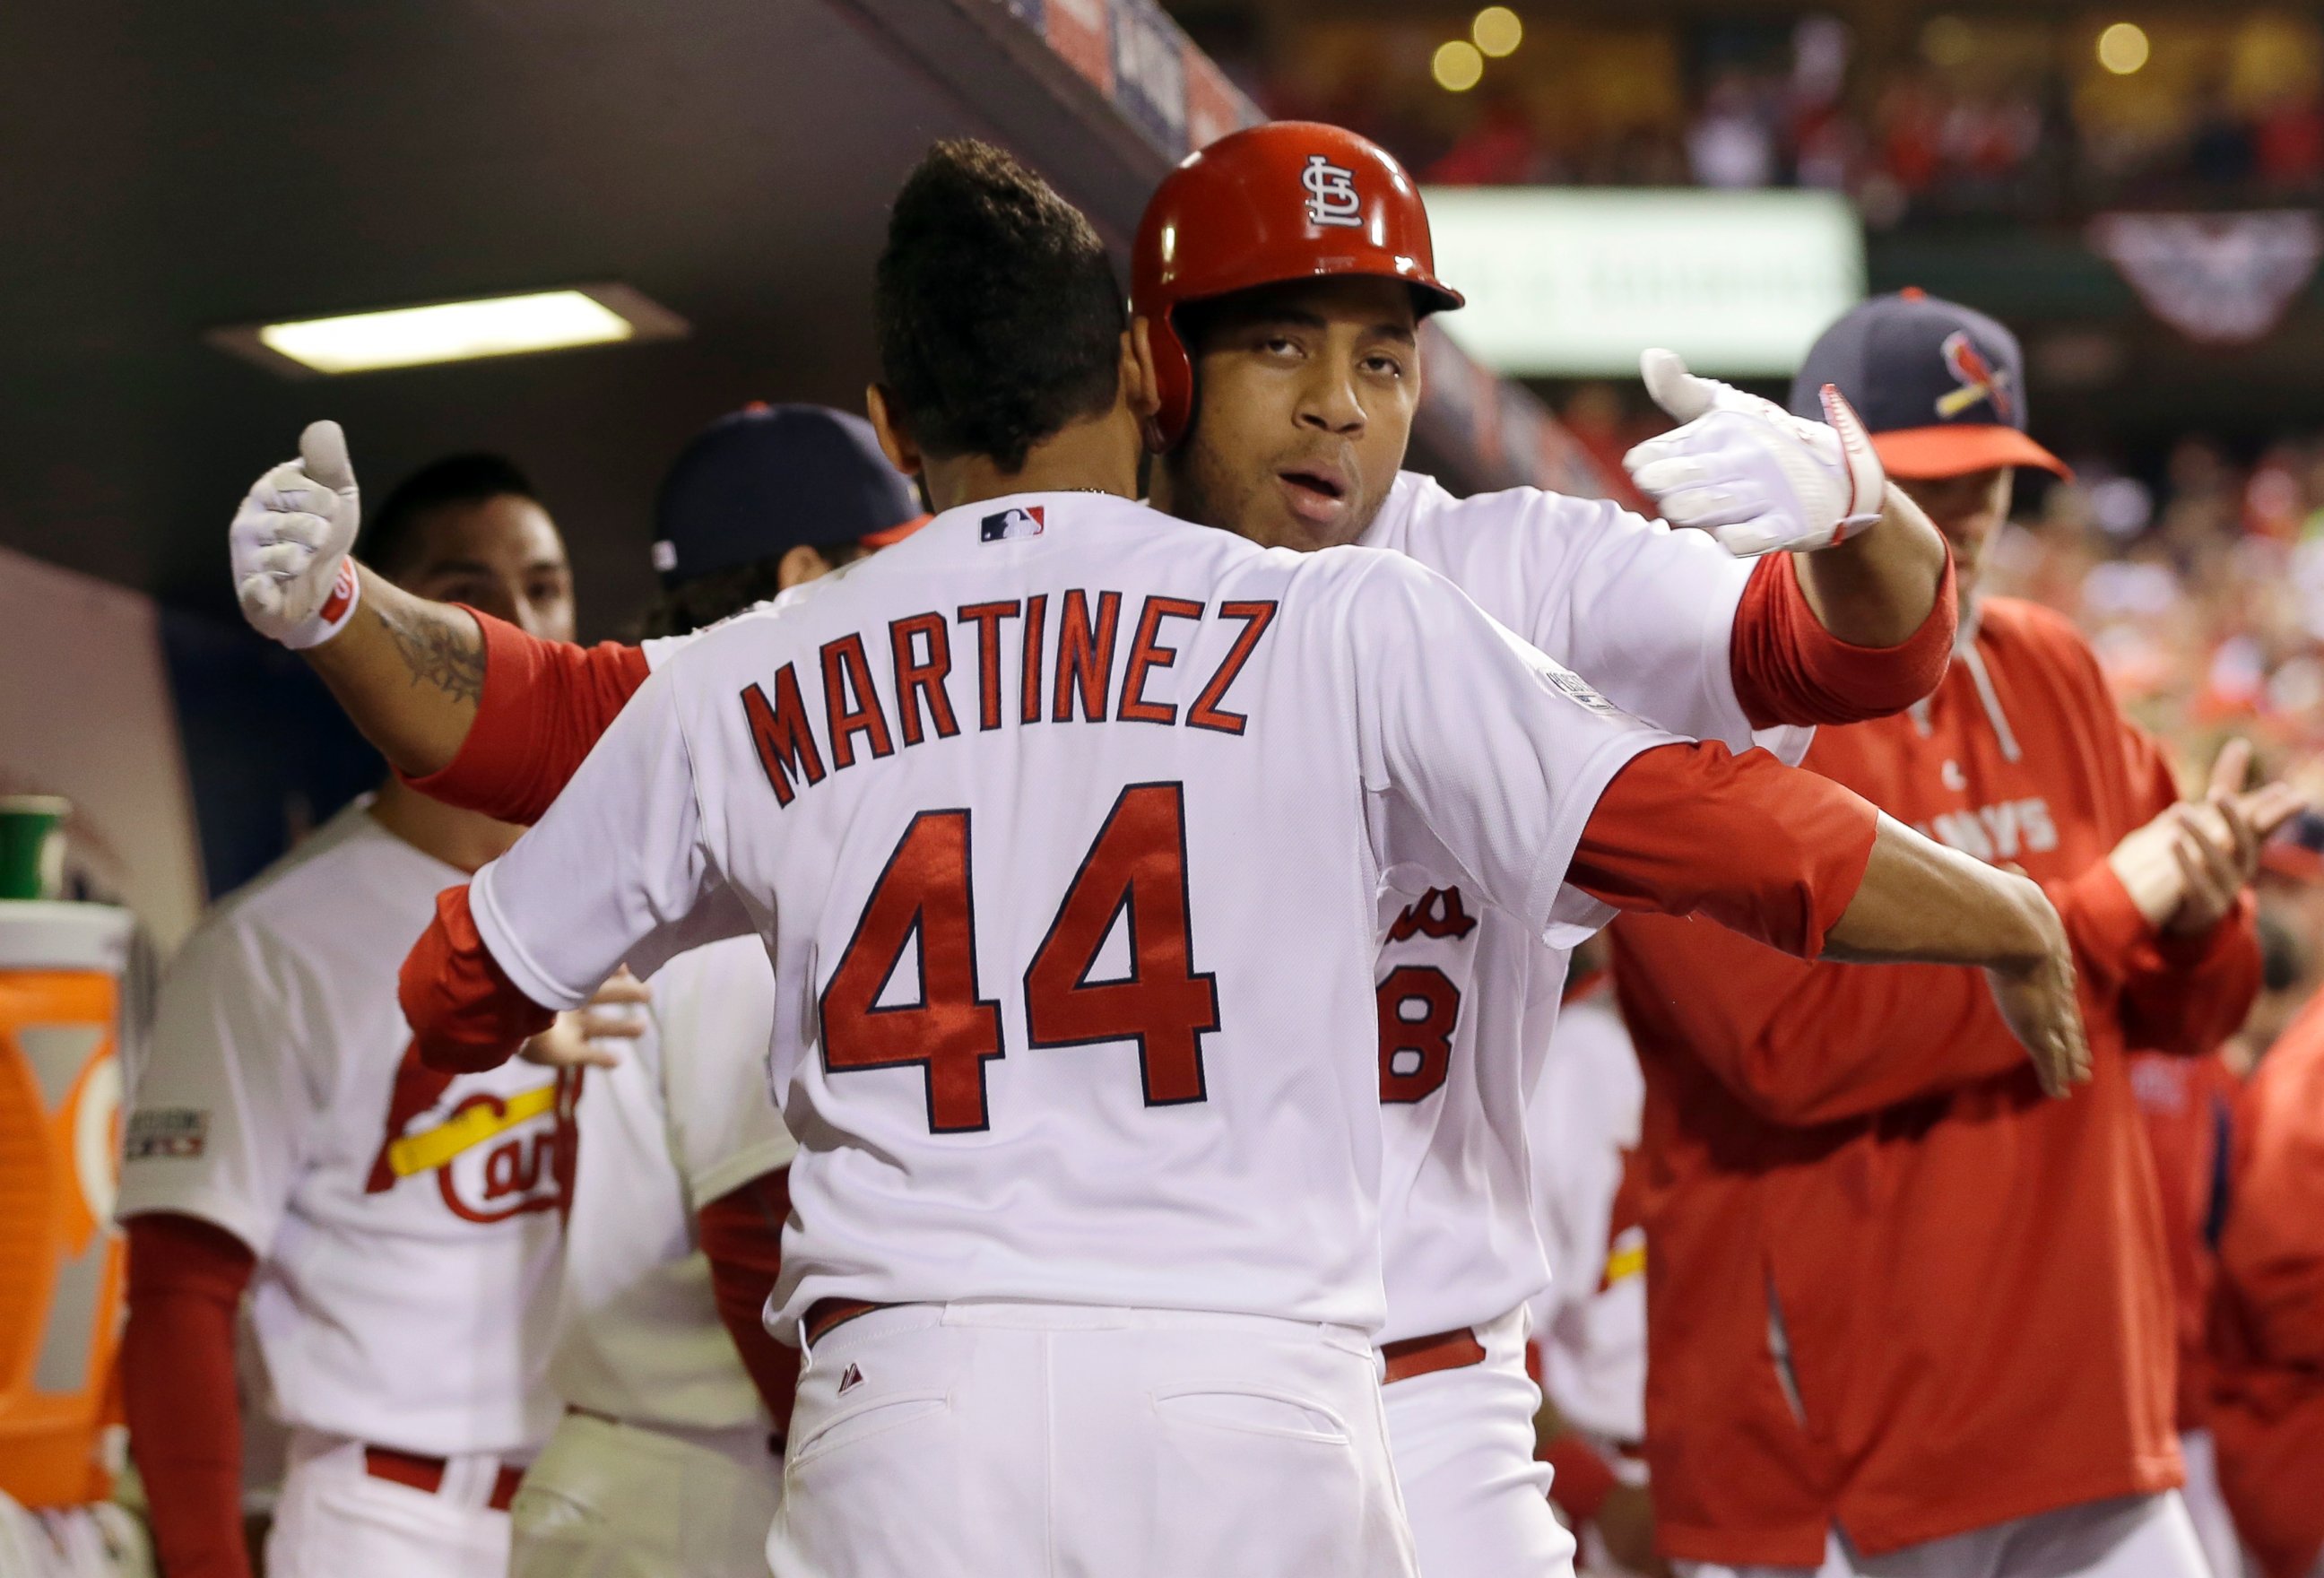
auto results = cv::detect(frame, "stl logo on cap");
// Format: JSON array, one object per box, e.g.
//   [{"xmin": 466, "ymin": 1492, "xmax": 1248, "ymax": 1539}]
[
  {"xmin": 1301, "ymin": 155, "xmax": 1364, "ymax": 229},
  {"xmin": 1937, "ymin": 329, "xmax": 2016, "ymax": 422},
  {"xmin": 981, "ymin": 504, "xmax": 1046, "ymax": 542}
]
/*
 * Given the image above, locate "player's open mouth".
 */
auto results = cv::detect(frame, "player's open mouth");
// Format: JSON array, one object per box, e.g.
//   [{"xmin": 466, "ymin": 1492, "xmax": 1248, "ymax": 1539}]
[{"xmin": 1276, "ymin": 465, "xmax": 1348, "ymax": 525}]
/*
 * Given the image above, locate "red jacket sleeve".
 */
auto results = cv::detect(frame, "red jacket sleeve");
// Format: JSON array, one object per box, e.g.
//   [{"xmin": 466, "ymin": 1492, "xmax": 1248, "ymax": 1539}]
[
  {"xmin": 401, "ymin": 884, "xmax": 556, "ymax": 1073},
  {"xmin": 401, "ymin": 611, "xmax": 651, "ymax": 825},
  {"xmin": 1729, "ymin": 551, "xmax": 1955, "ymax": 730},
  {"xmin": 123, "ymin": 1214, "xmax": 256, "ymax": 1578},
  {"xmin": 1568, "ymin": 741, "xmax": 1878, "ymax": 961},
  {"xmin": 697, "ymin": 1168, "xmax": 802, "ymax": 1444}
]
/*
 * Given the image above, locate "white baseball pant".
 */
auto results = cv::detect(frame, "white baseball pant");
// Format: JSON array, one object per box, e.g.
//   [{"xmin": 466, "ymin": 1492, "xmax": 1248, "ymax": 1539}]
[
  {"xmin": 1674, "ymin": 1490, "xmax": 2213, "ymax": 1578},
  {"xmin": 264, "ymin": 1430, "xmax": 515, "ymax": 1578},
  {"xmin": 767, "ymin": 1301, "xmax": 1417, "ymax": 1578},
  {"xmin": 2177, "ymin": 1429, "xmax": 2252, "ymax": 1578},
  {"xmin": 1383, "ymin": 1305, "xmax": 1578, "ymax": 1578},
  {"xmin": 510, "ymin": 1409, "xmax": 782, "ymax": 1578}
]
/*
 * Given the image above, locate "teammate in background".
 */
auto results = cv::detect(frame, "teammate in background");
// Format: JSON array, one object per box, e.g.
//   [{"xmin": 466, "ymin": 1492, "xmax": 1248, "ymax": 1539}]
[
  {"xmin": 1527, "ymin": 941, "xmax": 1665, "ymax": 1578},
  {"xmin": 2127, "ymin": 1045, "xmax": 2248, "ymax": 1578},
  {"xmin": 230, "ymin": 123, "xmax": 1966, "ymax": 1578},
  {"xmin": 2210, "ymin": 993, "xmax": 2324, "ymax": 1578},
  {"xmin": 1608, "ymin": 290, "xmax": 2303, "ymax": 1578},
  {"xmin": 510, "ymin": 403, "xmax": 925, "ymax": 1578},
  {"xmin": 373, "ymin": 141, "xmax": 2089, "ymax": 1577},
  {"xmin": 117, "ymin": 456, "xmax": 646, "ymax": 1578}
]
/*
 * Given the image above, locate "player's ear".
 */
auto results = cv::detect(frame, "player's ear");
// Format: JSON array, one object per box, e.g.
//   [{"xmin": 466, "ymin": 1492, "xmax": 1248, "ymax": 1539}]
[
  {"xmin": 1125, "ymin": 322, "xmax": 1164, "ymax": 455},
  {"xmin": 865, "ymin": 384, "xmax": 923, "ymax": 479}
]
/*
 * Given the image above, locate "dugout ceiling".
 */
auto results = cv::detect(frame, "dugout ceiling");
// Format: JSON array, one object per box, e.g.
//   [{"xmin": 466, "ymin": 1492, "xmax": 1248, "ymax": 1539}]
[{"xmin": 0, "ymin": 0, "xmax": 1511, "ymax": 637}]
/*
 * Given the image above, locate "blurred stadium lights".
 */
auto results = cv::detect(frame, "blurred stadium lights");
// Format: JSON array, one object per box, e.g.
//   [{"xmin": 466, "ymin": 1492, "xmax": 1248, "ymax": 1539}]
[
  {"xmin": 1471, "ymin": 7, "xmax": 1522, "ymax": 60},
  {"xmin": 1422, "ymin": 187, "xmax": 1864, "ymax": 378},
  {"xmin": 1919, "ymin": 14, "xmax": 1975, "ymax": 69},
  {"xmin": 2097, "ymin": 22, "xmax": 2151, "ymax": 75},
  {"xmin": 1433, "ymin": 39, "xmax": 1485, "ymax": 93},
  {"xmin": 208, "ymin": 286, "xmax": 688, "ymax": 378}
]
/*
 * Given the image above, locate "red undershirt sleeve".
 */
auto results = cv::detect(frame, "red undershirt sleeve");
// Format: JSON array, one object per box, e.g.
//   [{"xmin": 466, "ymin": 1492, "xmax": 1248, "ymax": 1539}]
[
  {"xmin": 400, "ymin": 883, "xmax": 556, "ymax": 1073},
  {"xmin": 401, "ymin": 610, "xmax": 652, "ymax": 825},
  {"xmin": 696, "ymin": 1169, "xmax": 802, "ymax": 1445},
  {"xmin": 1730, "ymin": 550, "xmax": 1956, "ymax": 730},
  {"xmin": 1566, "ymin": 741, "xmax": 1879, "ymax": 960},
  {"xmin": 123, "ymin": 1213, "xmax": 256, "ymax": 1578}
]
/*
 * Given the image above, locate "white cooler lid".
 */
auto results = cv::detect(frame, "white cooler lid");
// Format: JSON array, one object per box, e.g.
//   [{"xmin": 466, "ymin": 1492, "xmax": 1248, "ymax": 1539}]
[{"xmin": 0, "ymin": 902, "xmax": 134, "ymax": 974}]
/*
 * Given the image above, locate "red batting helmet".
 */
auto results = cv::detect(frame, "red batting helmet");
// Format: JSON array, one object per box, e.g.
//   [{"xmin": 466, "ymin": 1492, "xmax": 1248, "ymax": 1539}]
[{"xmin": 1132, "ymin": 121, "xmax": 1464, "ymax": 449}]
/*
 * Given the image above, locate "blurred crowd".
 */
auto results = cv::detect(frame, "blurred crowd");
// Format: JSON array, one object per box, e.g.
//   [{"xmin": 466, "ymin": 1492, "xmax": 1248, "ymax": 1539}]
[{"xmin": 1218, "ymin": 10, "xmax": 2324, "ymax": 228}]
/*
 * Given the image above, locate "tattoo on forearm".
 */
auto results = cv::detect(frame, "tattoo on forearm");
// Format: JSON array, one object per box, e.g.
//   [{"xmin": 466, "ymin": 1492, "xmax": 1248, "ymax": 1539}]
[{"xmin": 377, "ymin": 604, "xmax": 483, "ymax": 706}]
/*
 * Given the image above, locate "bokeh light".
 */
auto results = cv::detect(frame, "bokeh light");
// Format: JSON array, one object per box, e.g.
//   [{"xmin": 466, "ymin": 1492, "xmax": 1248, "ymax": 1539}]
[
  {"xmin": 1919, "ymin": 15, "xmax": 1975, "ymax": 68},
  {"xmin": 1433, "ymin": 39, "xmax": 1485, "ymax": 92},
  {"xmin": 1472, "ymin": 7, "xmax": 1523, "ymax": 59},
  {"xmin": 2097, "ymin": 22, "xmax": 2151, "ymax": 74}
]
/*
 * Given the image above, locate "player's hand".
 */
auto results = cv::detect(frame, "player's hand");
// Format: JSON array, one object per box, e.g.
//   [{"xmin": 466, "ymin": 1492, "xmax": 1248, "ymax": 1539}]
[
  {"xmin": 2107, "ymin": 739, "xmax": 2307, "ymax": 932},
  {"xmin": 2164, "ymin": 739, "xmax": 2308, "ymax": 935},
  {"xmin": 1623, "ymin": 350, "xmax": 1886, "ymax": 558},
  {"xmin": 521, "ymin": 968, "xmax": 650, "ymax": 1071},
  {"xmin": 1981, "ymin": 874, "xmax": 2090, "ymax": 1099},
  {"xmin": 231, "ymin": 420, "xmax": 364, "ymax": 648}
]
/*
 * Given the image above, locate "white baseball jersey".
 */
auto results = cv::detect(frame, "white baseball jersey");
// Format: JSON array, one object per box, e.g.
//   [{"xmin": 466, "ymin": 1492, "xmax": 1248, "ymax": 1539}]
[
  {"xmin": 464, "ymin": 490, "xmax": 1678, "ymax": 1338},
  {"xmin": 553, "ymin": 933, "xmax": 795, "ymax": 1432},
  {"xmin": 1362, "ymin": 471, "xmax": 1809, "ymax": 1344},
  {"xmin": 118, "ymin": 800, "xmax": 568, "ymax": 1456},
  {"xmin": 1526, "ymin": 986, "xmax": 1647, "ymax": 1444}
]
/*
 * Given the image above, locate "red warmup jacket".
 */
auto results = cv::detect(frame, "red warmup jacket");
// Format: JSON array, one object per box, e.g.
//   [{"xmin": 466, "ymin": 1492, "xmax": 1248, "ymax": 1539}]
[
  {"xmin": 2209, "ymin": 995, "xmax": 2324, "ymax": 1578},
  {"xmin": 1609, "ymin": 596, "xmax": 2261, "ymax": 1567},
  {"xmin": 2128, "ymin": 1048, "xmax": 2240, "ymax": 1434}
]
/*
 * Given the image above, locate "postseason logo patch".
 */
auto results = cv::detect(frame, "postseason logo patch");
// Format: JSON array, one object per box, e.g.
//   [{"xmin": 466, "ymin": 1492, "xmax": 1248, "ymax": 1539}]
[
  {"xmin": 126, "ymin": 1107, "xmax": 210, "ymax": 1160},
  {"xmin": 1543, "ymin": 663, "xmax": 1628, "ymax": 722},
  {"xmin": 980, "ymin": 505, "xmax": 1045, "ymax": 542}
]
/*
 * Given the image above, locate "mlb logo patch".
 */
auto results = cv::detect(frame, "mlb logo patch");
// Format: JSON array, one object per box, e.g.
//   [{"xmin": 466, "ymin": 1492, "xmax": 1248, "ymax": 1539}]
[
  {"xmin": 981, "ymin": 505, "xmax": 1045, "ymax": 542},
  {"xmin": 126, "ymin": 1107, "xmax": 210, "ymax": 1160}
]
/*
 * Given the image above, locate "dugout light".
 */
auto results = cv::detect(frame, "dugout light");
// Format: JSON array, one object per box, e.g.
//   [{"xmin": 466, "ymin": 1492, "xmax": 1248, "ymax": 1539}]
[
  {"xmin": 1434, "ymin": 39, "xmax": 1485, "ymax": 93},
  {"xmin": 208, "ymin": 286, "xmax": 689, "ymax": 377},
  {"xmin": 2097, "ymin": 22, "xmax": 2149, "ymax": 75},
  {"xmin": 1472, "ymin": 7, "xmax": 1522, "ymax": 59}
]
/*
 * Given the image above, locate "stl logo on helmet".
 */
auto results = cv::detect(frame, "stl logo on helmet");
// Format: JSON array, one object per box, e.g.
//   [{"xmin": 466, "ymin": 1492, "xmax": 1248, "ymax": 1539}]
[{"xmin": 1301, "ymin": 155, "xmax": 1364, "ymax": 229}]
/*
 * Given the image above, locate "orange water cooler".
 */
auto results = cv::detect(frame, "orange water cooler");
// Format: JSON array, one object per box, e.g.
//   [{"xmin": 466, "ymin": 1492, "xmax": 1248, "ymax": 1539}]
[{"xmin": 0, "ymin": 901, "xmax": 133, "ymax": 1508}]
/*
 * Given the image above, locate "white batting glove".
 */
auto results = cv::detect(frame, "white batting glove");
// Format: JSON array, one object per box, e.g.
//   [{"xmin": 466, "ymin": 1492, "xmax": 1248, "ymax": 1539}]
[
  {"xmin": 230, "ymin": 420, "xmax": 363, "ymax": 648},
  {"xmin": 1622, "ymin": 350, "xmax": 1886, "ymax": 558}
]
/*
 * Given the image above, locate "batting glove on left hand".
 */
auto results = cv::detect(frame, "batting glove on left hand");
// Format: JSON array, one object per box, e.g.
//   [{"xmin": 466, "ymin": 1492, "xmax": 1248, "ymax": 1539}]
[
  {"xmin": 1623, "ymin": 350, "xmax": 1886, "ymax": 559},
  {"xmin": 230, "ymin": 420, "xmax": 363, "ymax": 648}
]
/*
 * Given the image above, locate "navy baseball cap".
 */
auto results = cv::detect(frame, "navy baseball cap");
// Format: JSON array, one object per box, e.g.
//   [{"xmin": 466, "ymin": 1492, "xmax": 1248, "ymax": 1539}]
[
  {"xmin": 652, "ymin": 403, "xmax": 926, "ymax": 587},
  {"xmin": 1789, "ymin": 289, "xmax": 2069, "ymax": 481}
]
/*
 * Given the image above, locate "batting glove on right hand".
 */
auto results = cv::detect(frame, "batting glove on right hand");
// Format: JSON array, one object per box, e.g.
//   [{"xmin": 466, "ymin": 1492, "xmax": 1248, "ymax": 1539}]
[
  {"xmin": 1622, "ymin": 350, "xmax": 1886, "ymax": 559},
  {"xmin": 230, "ymin": 420, "xmax": 363, "ymax": 649}
]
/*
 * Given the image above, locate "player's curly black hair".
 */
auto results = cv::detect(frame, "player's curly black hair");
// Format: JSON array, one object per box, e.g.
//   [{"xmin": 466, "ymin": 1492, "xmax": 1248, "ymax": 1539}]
[{"xmin": 875, "ymin": 139, "xmax": 1125, "ymax": 473}]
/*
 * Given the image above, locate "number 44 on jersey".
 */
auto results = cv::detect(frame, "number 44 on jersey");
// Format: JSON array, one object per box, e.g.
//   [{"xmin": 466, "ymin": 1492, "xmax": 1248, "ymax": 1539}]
[{"xmin": 819, "ymin": 782, "xmax": 1222, "ymax": 1133}]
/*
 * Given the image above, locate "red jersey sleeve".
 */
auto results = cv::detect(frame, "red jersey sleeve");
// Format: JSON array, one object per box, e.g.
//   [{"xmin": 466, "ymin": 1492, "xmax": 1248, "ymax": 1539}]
[
  {"xmin": 401, "ymin": 884, "xmax": 556, "ymax": 1073},
  {"xmin": 698, "ymin": 1168, "xmax": 802, "ymax": 1444},
  {"xmin": 122, "ymin": 1214, "xmax": 256, "ymax": 1578},
  {"xmin": 401, "ymin": 610, "xmax": 651, "ymax": 825},
  {"xmin": 1567, "ymin": 741, "xmax": 1877, "ymax": 961},
  {"xmin": 1729, "ymin": 550, "xmax": 1955, "ymax": 730}
]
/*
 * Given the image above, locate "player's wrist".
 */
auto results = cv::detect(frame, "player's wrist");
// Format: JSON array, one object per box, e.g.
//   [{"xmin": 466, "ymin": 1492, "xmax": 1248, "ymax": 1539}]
[{"xmin": 275, "ymin": 559, "xmax": 363, "ymax": 650}]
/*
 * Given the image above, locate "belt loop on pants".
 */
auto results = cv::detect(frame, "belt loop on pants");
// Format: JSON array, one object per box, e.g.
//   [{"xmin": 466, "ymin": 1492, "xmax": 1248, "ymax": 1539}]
[
  {"xmin": 362, "ymin": 1445, "xmax": 524, "ymax": 1512},
  {"xmin": 1380, "ymin": 1326, "xmax": 1487, "ymax": 1384}
]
